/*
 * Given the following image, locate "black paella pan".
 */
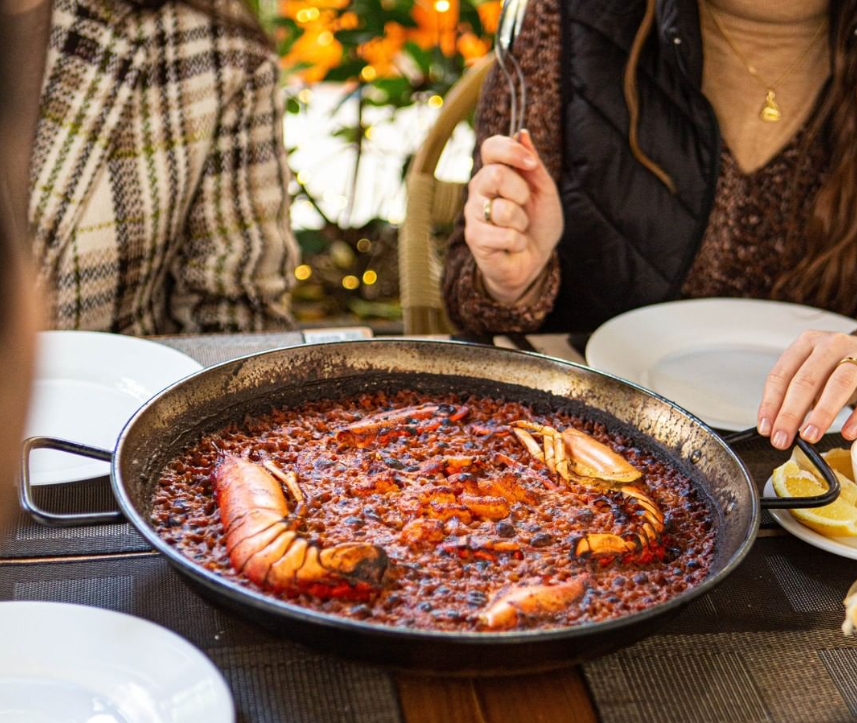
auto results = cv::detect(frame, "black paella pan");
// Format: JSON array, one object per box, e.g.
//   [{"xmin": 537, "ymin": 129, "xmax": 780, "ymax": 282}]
[{"xmin": 19, "ymin": 340, "xmax": 840, "ymax": 674}]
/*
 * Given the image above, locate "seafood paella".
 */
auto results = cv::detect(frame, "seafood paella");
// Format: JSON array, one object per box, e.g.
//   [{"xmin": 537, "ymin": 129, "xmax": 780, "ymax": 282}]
[{"xmin": 152, "ymin": 390, "xmax": 716, "ymax": 632}]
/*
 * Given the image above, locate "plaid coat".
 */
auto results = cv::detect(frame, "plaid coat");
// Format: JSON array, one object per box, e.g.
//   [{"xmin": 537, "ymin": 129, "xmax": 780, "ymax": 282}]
[{"xmin": 32, "ymin": 0, "xmax": 299, "ymax": 333}]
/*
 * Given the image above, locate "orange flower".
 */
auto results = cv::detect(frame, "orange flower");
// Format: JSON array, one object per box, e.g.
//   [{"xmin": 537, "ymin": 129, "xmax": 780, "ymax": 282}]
[
  {"xmin": 336, "ymin": 11, "xmax": 360, "ymax": 30},
  {"xmin": 280, "ymin": 0, "xmax": 348, "ymax": 19},
  {"xmin": 458, "ymin": 31, "xmax": 490, "ymax": 63},
  {"xmin": 410, "ymin": 0, "xmax": 459, "ymax": 56},
  {"xmin": 282, "ymin": 23, "xmax": 343, "ymax": 83},
  {"xmin": 358, "ymin": 22, "xmax": 407, "ymax": 76},
  {"xmin": 476, "ymin": 0, "xmax": 501, "ymax": 35}
]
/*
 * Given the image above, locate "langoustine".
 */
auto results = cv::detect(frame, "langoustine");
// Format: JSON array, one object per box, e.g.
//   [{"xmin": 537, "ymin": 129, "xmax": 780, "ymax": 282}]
[
  {"xmin": 215, "ymin": 456, "xmax": 387, "ymax": 600},
  {"xmin": 336, "ymin": 403, "xmax": 469, "ymax": 447}
]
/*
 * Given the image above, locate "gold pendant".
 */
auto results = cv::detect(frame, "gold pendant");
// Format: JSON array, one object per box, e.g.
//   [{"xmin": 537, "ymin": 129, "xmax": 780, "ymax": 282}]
[{"xmin": 760, "ymin": 90, "xmax": 782, "ymax": 122}]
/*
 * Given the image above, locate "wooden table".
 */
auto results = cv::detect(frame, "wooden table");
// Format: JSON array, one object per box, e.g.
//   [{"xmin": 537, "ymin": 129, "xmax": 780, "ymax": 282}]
[{"xmin": 398, "ymin": 668, "xmax": 598, "ymax": 723}]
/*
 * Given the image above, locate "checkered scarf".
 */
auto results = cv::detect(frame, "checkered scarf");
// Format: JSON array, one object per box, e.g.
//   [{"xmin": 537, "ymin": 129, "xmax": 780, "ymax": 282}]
[{"xmin": 31, "ymin": 0, "xmax": 298, "ymax": 334}]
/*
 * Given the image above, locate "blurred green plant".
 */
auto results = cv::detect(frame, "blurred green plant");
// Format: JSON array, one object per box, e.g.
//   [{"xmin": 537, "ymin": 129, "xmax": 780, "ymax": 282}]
[{"xmin": 272, "ymin": 0, "xmax": 499, "ymax": 325}]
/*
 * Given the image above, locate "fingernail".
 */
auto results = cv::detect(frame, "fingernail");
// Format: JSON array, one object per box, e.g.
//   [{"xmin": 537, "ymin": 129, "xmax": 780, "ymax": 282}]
[
  {"xmin": 758, "ymin": 417, "xmax": 771, "ymax": 436},
  {"xmin": 801, "ymin": 424, "xmax": 820, "ymax": 443},
  {"xmin": 523, "ymin": 155, "xmax": 537, "ymax": 169},
  {"xmin": 844, "ymin": 423, "xmax": 857, "ymax": 440},
  {"xmin": 772, "ymin": 430, "xmax": 789, "ymax": 449}
]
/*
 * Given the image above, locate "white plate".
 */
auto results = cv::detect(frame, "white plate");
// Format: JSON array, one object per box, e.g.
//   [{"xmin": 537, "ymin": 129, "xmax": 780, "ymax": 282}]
[
  {"xmin": 25, "ymin": 331, "xmax": 203, "ymax": 485},
  {"xmin": 585, "ymin": 298, "xmax": 857, "ymax": 431},
  {"xmin": 0, "ymin": 602, "xmax": 234, "ymax": 723},
  {"xmin": 762, "ymin": 478, "xmax": 857, "ymax": 559}
]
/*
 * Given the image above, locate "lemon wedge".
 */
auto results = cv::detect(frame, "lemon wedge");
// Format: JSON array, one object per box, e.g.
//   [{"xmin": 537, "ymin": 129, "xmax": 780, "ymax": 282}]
[
  {"xmin": 772, "ymin": 459, "xmax": 857, "ymax": 538},
  {"xmin": 790, "ymin": 447, "xmax": 857, "ymax": 507},
  {"xmin": 818, "ymin": 447, "xmax": 854, "ymax": 479}
]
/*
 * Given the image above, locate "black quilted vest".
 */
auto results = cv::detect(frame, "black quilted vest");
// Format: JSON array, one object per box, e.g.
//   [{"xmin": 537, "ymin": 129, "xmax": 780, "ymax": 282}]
[{"xmin": 545, "ymin": 0, "xmax": 721, "ymax": 333}]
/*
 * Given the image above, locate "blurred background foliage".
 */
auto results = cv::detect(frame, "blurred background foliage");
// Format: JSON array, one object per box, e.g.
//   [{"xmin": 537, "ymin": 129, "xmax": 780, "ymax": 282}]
[{"xmin": 265, "ymin": 0, "xmax": 498, "ymax": 326}]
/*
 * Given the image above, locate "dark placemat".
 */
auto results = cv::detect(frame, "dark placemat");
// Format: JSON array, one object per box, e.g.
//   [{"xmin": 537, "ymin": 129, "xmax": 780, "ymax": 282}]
[
  {"xmin": 583, "ymin": 533, "xmax": 857, "ymax": 723},
  {"xmin": 0, "ymin": 477, "xmax": 151, "ymax": 558},
  {"xmin": 0, "ymin": 553, "xmax": 402, "ymax": 723}
]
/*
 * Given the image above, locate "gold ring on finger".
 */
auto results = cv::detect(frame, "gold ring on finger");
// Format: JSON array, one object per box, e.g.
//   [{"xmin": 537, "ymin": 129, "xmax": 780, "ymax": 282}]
[
  {"xmin": 483, "ymin": 197, "xmax": 495, "ymax": 225},
  {"xmin": 837, "ymin": 356, "xmax": 857, "ymax": 370}
]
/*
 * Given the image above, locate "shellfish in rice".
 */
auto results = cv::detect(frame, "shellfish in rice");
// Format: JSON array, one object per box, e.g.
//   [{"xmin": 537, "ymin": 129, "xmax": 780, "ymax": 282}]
[{"xmin": 215, "ymin": 456, "xmax": 387, "ymax": 600}]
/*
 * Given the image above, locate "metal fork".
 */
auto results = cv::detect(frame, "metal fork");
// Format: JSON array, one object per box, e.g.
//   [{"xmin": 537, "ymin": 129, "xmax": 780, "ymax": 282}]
[{"xmin": 494, "ymin": 0, "xmax": 530, "ymax": 138}]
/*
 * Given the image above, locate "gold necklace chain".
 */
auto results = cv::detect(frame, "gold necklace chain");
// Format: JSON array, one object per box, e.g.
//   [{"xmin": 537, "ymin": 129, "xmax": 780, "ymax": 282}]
[{"xmin": 703, "ymin": 2, "xmax": 827, "ymax": 122}]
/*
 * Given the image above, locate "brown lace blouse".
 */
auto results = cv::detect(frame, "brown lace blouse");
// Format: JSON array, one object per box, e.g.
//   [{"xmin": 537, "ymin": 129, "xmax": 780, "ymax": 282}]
[
  {"xmin": 442, "ymin": 0, "xmax": 831, "ymax": 336},
  {"xmin": 682, "ymin": 121, "xmax": 827, "ymax": 299}
]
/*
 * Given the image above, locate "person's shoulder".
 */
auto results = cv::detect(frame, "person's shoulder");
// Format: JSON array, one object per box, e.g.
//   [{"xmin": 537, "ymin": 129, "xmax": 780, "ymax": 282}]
[
  {"xmin": 134, "ymin": 0, "xmax": 278, "ymax": 95},
  {"xmin": 128, "ymin": 0, "xmax": 275, "ymax": 70}
]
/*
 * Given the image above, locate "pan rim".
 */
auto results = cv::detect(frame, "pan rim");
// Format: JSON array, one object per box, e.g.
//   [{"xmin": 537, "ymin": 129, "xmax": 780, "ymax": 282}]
[{"xmin": 110, "ymin": 338, "xmax": 760, "ymax": 644}]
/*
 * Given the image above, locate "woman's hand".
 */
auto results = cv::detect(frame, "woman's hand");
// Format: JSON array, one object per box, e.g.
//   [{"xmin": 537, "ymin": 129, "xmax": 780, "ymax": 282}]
[
  {"xmin": 463, "ymin": 130, "xmax": 563, "ymax": 304},
  {"xmin": 758, "ymin": 330, "xmax": 857, "ymax": 449}
]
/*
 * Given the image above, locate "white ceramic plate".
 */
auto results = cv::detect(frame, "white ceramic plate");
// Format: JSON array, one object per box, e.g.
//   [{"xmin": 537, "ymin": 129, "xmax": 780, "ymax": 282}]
[
  {"xmin": 762, "ymin": 478, "xmax": 857, "ymax": 559},
  {"xmin": 0, "ymin": 602, "xmax": 234, "ymax": 723},
  {"xmin": 585, "ymin": 298, "xmax": 857, "ymax": 431},
  {"xmin": 25, "ymin": 331, "xmax": 203, "ymax": 485}
]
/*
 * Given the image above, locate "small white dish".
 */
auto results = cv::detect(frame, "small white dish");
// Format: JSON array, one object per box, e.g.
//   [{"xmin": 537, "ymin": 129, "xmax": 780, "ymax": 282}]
[
  {"xmin": 25, "ymin": 331, "xmax": 202, "ymax": 485},
  {"xmin": 586, "ymin": 298, "xmax": 857, "ymax": 431},
  {"xmin": 762, "ymin": 478, "xmax": 857, "ymax": 560},
  {"xmin": 0, "ymin": 602, "xmax": 234, "ymax": 723}
]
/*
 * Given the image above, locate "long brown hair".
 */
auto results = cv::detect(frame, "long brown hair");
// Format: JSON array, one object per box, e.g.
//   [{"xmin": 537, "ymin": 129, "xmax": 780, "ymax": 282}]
[{"xmin": 624, "ymin": 0, "xmax": 857, "ymax": 316}]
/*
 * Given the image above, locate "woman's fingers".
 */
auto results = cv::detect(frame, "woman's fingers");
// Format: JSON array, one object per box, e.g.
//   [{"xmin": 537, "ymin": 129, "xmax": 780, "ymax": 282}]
[
  {"xmin": 800, "ymin": 362, "xmax": 857, "ymax": 442},
  {"xmin": 517, "ymin": 129, "xmax": 554, "ymax": 192},
  {"xmin": 488, "ymin": 197, "xmax": 528, "ymax": 232},
  {"xmin": 464, "ymin": 217, "xmax": 528, "ymax": 255},
  {"xmin": 843, "ymin": 407, "xmax": 857, "ymax": 440},
  {"xmin": 466, "ymin": 194, "xmax": 528, "ymax": 233},
  {"xmin": 771, "ymin": 351, "xmax": 838, "ymax": 448},
  {"xmin": 481, "ymin": 134, "xmax": 539, "ymax": 173},
  {"xmin": 757, "ymin": 332, "xmax": 816, "ymax": 439},
  {"xmin": 470, "ymin": 163, "xmax": 530, "ymax": 207},
  {"xmin": 759, "ymin": 331, "xmax": 857, "ymax": 449}
]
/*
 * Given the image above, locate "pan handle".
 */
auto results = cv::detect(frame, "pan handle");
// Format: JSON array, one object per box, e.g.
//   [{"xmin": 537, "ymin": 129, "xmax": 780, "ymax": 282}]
[
  {"xmin": 724, "ymin": 428, "xmax": 840, "ymax": 509},
  {"xmin": 20, "ymin": 436, "xmax": 124, "ymax": 526}
]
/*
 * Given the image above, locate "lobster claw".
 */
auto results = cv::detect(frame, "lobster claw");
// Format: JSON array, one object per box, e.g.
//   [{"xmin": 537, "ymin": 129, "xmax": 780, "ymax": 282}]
[{"xmin": 318, "ymin": 543, "xmax": 388, "ymax": 585}]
